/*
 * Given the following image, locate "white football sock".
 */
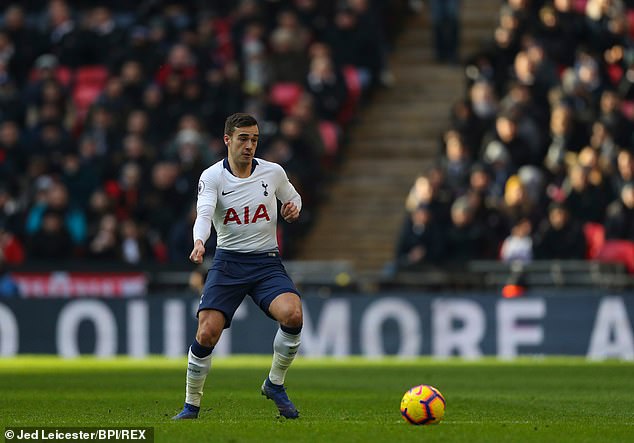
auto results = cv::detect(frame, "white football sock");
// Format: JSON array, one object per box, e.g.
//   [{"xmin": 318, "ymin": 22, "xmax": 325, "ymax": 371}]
[
  {"xmin": 268, "ymin": 328, "xmax": 301, "ymax": 385},
  {"xmin": 185, "ymin": 347, "xmax": 212, "ymax": 407}
]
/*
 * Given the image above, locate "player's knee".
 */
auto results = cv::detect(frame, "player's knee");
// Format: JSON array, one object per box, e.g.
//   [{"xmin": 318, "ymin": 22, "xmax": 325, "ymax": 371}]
[
  {"xmin": 196, "ymin": 327, "xmax": 221, "ymax": 347},
  {"xmin": 196, "ymin": 319, "xmax": 223, "ymax": 347},
  {"xmin": 280, "ymin": 305, "xmax": 302, "ymax": 328}
]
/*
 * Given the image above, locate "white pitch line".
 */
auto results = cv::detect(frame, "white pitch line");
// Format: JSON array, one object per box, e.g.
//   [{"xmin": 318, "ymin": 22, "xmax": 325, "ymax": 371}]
[{"xmin": 448, "ymin": 420, "xmax": 531, "ymax": 424}]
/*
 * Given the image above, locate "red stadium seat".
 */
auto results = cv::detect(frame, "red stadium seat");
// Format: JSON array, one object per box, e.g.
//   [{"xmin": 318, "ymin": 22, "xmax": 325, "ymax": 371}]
[
  {"xmin": 606, "ymin": 63, "xmax": 624, "ymax": 86},
  {"xmin": 75, "ymin": 65, "xmax": 109, "ymax": 87},
  {"xmin": 72, "ymin": 65, "xmax": 109, "ymax": 121},
  {"xmin": 573, "ymin": 0, "xmax": 588, "ymax": 13},
  {"xmin": 622, "ymin": 101, "xmax": 634, "ymax": 120},
  {"xmin": 55, "ymin": 66, "xmax": 73, "ymax": 87},
  {"xmin": 596, "ymin": 240, "xmax": 634, "ymax": 274},
  {"xmin": 338, "ymin": 65, "xmax": 363, "ymax": 125},
  {"xmin": 72, "ymin": 83, "xmax": 102, "ymax": 117},
  {"xmin": 269, "ymin": 82, "xmax": 303, "ymax": 114},
  {"xmin": 319, "ymin": 120, "xmax": 340, "ymax": 157},
  {"xmin": 583, "ymin": 222, "xmax": 605, "ymax": 259},
  {"xmin": 343, "ymin": 65, "xmax": 362, "ymax": 101}
]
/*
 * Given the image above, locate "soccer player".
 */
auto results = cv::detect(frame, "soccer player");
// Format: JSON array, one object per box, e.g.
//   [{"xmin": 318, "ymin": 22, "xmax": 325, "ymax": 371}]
[{"xmin": 173, "ymin": 113, "xmax": 303, "ymax": 420}]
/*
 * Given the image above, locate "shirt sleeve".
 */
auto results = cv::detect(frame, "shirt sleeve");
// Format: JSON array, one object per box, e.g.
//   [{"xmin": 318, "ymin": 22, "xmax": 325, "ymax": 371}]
[
  {"xmin": 274, "ymin": 164, "xmax": 302, "ymax": 212},
  {"xmin": 192, "ymin": 169, "xmax": 217, "ymax": 244}
]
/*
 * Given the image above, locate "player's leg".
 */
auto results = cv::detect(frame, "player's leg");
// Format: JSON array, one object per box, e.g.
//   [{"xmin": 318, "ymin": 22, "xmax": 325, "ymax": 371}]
[
  {"xmin": 248, "ymin": 254, "xmax": 302, "ymax": 418},
  {"xmin": 261, "ymin": 292, "xmax": 303, "ymax": 419},
  {"xmin": 267, "ymin": 293, "xmax": 302, "ymax": 385},
  {"xmin": 174, "ymin": 255, "xmax": 249, "ymax": 420},
  {"xmin": 173, "ymin": 309, "xmax": 225, "ymax": 420}
]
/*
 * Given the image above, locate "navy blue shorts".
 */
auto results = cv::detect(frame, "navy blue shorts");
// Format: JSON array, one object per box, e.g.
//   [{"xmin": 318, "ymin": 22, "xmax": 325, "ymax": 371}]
[{"xmin": 198, "ymin": 249, "xmax": 300, "ymax": 328}]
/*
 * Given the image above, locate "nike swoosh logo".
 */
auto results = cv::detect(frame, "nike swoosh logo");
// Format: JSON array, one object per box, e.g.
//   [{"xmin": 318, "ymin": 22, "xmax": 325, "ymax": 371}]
[{"xmin": 221, "ymin": 190, "xmax": 235, "ymax": 196}]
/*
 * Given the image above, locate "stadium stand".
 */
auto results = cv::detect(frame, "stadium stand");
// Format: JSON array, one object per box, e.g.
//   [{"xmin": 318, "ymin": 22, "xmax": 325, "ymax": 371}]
[
  {"xmin": 385, "ymin": 0, "xmax": 634, "ymax": 287},
  {"xmin": 2, "ymin": 1, "xmax": 633, "ymax": 294},
  {"xmin": 0, "ymin": 0, "xmax": 407, "ymax": 279}
]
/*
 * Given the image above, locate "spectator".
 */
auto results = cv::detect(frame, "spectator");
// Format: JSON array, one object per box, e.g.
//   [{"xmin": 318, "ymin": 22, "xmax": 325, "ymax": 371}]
[
  {"xmin": 241, "ymin": 22, "xmax": 268, "ymax": 96},
  {"xmin": 0, "ymin": 64, "xmax": 25, "ymax": 125},
  {"xmin": 0, "ymin": 251, "xmax": 19, "ymax": 297},
  {"xmin": 533, "ymin": 202, "xmax": 586, "ymax": 259},
  {"xmin": 395, "ymin": 204, "xmax": 445, "ymax": 268},
  {"xmin": 467, "ymin": 81, "xmax": 498, "ymax": 149},
  {"xmin": 86, "ymin": 213, "xmax": 119, "ymax": 260},
  {"xmin": 0, "ymin": 121, "xmax": 28, "ymax": 183},
  {"xmin": 61, "ymin": 151, "xmax": 100, "ymax": 208},
  {"xmin": 24, "ymin": 54, "xmax": 64, "ymax": 111},
  {"xmin": 141, "ymin": 84, "xmax": 170, "ymax": 141},
  {"xmin": 3, "ymin": 5, "xmax": 43, "ymax": 88},
  {"xmin": 155, "ymin": 43, "xmax": 198, "ymax": 87},
  {"xmin": 564, "ymin": 163, "xmax": 609, "ymax": 223},
  {"xmin": 25, "ymin": 181, "xmax": 86, "ymax": 247},
  {"xmin": 288, "ymin": 94, "xmax": 326, "ymax": 162},
  {"xmin": 26, "ymin": 77, "xmax": 73, "ymax": 130},
  {"xmin": 347, "ymin": 0, "xmax": 394, "ymax": 86},
  {"xmin": 611, "ymin": 150, "xmax": 634, "ymax": 196},
  {"xmin": 97, "ymin": 77, "xmax": 128, "ymax": 117},
  {"xmin": 499, "ymin": 174, "xmax": 536, "ymax": 231},
  {"xmin": 441, "ymin": 129, "xmax": 471, "ymax": 194},
  {"xmin": 26, "ymin": 208, "xmax": 74, "ymax": 260},
  {"xmin": 446, "ymin": 196, "xmax": 486, "ymax": 262},
  {"xmin": 499, "ymin": 82, "xmax": 548, "ymax": 161},
  {"xmin": 543, "ymin": 102, "xmax": 588, "ymax": 164},
  {"xmin": 589, "ymin": 120, "xmax": 619, "ymax": 170},
  {"xmin": 597, "ymin": 89, "xmax": 632, "ymax": 148},
  {"xmin": 274, "ymin": 9, "xmax": 311, "ymax": 54},
  {"xmin": 88, "ymin": 5, "xmax": 125, "ymax": 65},
  {"xmin": 46, "ymin": 0, "xmax": 83, "ymax": 67},
  {"xmin": 268, "ymin": 28, "xmax": 309, "ymax": 84},
  {"xmin": 140, "ymin": 161, "xmax": 187, "ymax": 239},
  {"xmin": 0, "ymin": 187, "xmax": 21, "ymax": 239},
  {"xmin": 405, "ymin": 173, "xmax": 451, "ymax": 225},
  {"xmin": 325, "ymin": 6, "xmax": 381, "ymax": 89},
  {"xmin": 428, "ymin": 0, "xmax": 461, "ymax": 64},
  {"xmin": 468, "ymin": 163, "xmax": 498, "ymax": 203},
  {"xmin": 111, "ymin": 25, "xmax": 162, "ymax": 75},
  {"xmin": 536, "ymin": 2, "xmax": 581, "ymax": 68},
  {"xmin": 481, "ymin": 110, "xmax": 532, "ymax": 170},
  {"xmin": 305, "ymin": 55, "xmax": 347, "ymax": 121},
  {"xmin": 584, "ymin": 0, "xmax": 626, "ymax": 53},
  {"xmin": 168, "ymin": 203, "xmax": 216, "ymax": 264},
  {"xmin": 500, "ymin": 217, "xmax": 533, "ymax": 263},
  {"xmin": 604, "ymin": 182, "xmax": 634, "ymax": 241},
  {"xmin": 82, "ymin": 105, "xmax": 120, "ymax": 159},
  {"xmin": 85, "ymin": 189, "xmax": 114, "ymax": 237},
  {"xmin": 120, "ymin": 219, "xmax": 152, "ymax": 264},
  {"xmin": 482, "ymin": 141, "xmax": 513, "ymax": 198}
]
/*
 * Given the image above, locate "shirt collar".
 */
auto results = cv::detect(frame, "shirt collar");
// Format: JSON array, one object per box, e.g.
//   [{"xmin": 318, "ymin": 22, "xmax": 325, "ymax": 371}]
[{"xmin": 223, "ymin": 158, "xmax": 258, "ymax": 176}]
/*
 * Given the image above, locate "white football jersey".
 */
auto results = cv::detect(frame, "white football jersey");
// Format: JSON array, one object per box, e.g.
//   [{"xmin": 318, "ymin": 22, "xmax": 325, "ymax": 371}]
[{"xmin": 193, "ymin": 158, "xmax": 302, "ymax": 252}]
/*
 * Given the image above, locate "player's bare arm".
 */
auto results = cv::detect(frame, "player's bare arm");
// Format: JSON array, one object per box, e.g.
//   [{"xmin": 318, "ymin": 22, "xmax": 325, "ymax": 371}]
[
  {"xmin": 189, "ymin": 239, "xmax": 205, "ymax": 264},
  {"xmin": 281, "ymin": 202, "xmax": 300, "ymax": 223}
]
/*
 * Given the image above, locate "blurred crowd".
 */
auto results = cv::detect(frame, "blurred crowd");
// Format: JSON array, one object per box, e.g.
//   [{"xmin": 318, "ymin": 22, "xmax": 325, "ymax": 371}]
[
  {"xmin": 0, "ymin": 0, "xmax": 408, "ymax": 267},
  {"xmin": 397, "ymin": 0, "xmax": 634, "ymax": 270}
]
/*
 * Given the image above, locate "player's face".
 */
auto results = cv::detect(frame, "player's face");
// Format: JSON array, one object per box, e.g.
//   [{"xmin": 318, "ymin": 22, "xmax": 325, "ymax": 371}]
[{"xmin": 225, "ymin": 125, "xmax": 259, "ymax": 167}]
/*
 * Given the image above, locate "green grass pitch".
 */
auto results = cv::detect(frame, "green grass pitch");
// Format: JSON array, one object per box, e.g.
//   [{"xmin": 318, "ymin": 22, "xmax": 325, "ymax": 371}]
[{"xmin": 1, "ymin": 356, "xmax": 633, "ymax": 443}]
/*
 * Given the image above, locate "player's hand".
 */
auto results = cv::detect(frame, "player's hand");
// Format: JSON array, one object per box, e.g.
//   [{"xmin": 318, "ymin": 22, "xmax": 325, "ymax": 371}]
[
  {"xmin": 189, "ymin": 240, "xmax": 206, "ymax": 264},
  {"xmin": 281, "ymin": 201, "xmax": 300, "ymax": 223}
]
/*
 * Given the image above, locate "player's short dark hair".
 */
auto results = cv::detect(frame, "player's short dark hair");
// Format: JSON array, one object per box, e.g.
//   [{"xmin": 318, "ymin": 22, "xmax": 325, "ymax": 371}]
[{"xmin": 224, "ymin": 113, "xmax": 258, "ymax": 136}]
